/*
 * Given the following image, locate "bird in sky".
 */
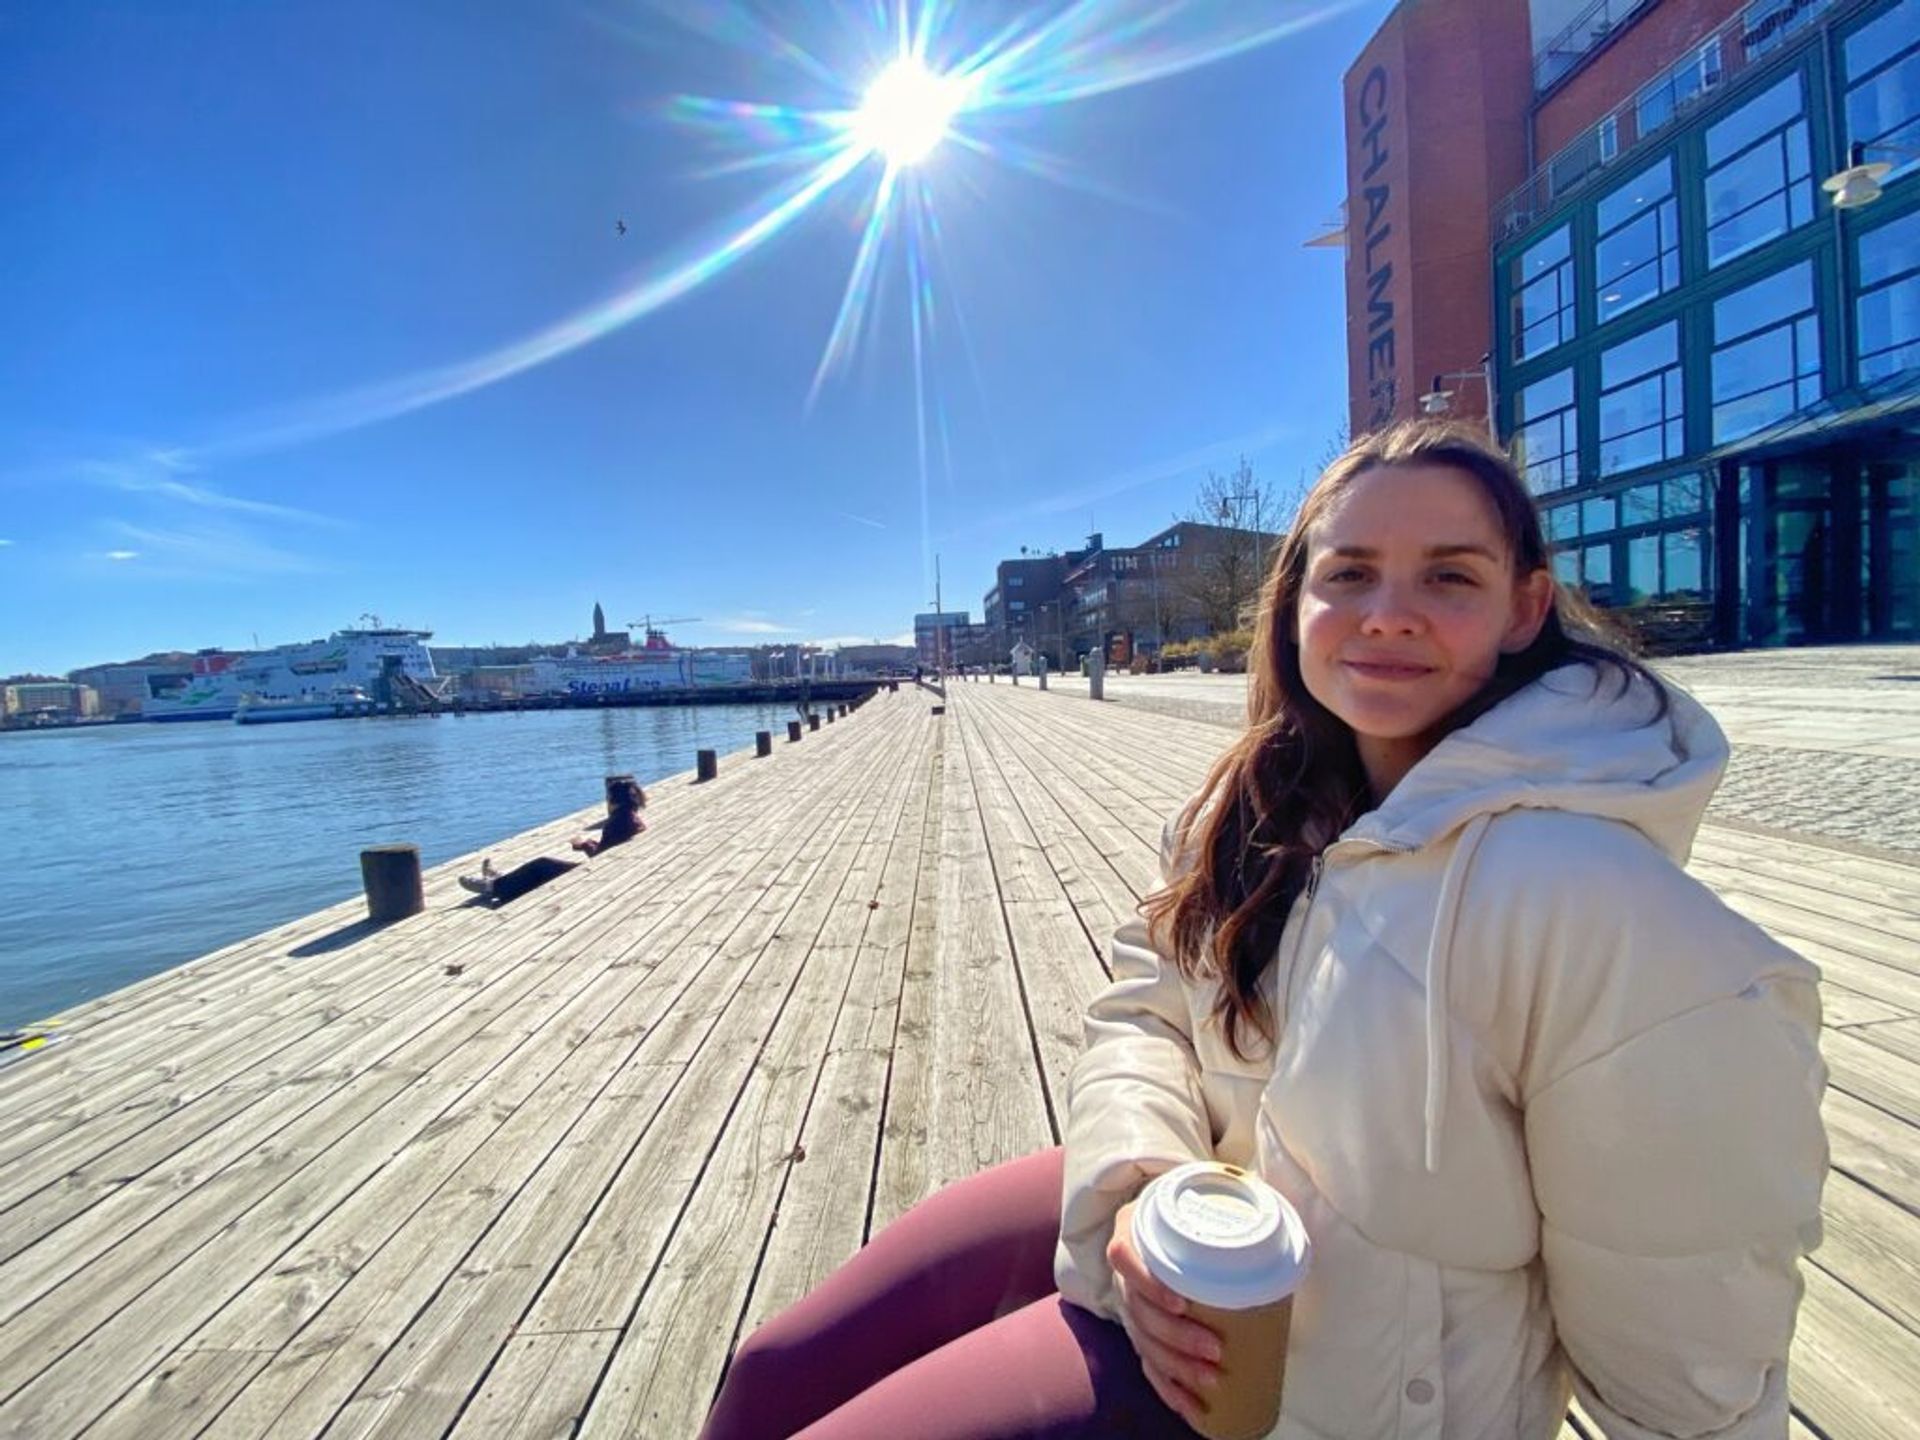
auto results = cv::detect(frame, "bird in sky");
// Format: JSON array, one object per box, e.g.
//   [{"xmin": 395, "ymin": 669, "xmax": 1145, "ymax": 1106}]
[{"xmin": 615, "ymin": 219, "xmax": 627, "ymax": 236}]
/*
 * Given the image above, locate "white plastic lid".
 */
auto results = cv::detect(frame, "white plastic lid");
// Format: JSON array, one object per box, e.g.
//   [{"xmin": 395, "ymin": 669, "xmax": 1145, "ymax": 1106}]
[{"xmin": 1131, "ymin": 1162, "xmax": 1310, "ymax": 1311}]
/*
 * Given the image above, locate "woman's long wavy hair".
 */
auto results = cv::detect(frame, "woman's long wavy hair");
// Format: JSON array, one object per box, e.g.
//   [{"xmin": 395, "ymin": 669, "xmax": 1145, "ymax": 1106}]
[{"xmin": 1141, "ymin": 420, "xmax": 1668, "ymax": 1061}]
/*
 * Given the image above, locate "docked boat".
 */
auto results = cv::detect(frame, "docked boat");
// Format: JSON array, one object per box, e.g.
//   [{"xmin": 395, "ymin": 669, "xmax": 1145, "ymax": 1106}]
[
  {"xmin": 233, "ymin": 686, "xmax": 376, "ymax": 725},
  {"xmin": 525, "ymin": 628, "xmax": 753, "ymax": 696},
  {"xmin": 144, "ymin": 628, "xmax": 441, "ymax": 721}
]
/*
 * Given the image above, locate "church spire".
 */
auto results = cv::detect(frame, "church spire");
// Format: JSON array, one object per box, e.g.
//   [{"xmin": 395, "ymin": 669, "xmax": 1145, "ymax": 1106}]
[{"xmin": 592, "ymin": 601, "xmax": 606, "ymax": 640}]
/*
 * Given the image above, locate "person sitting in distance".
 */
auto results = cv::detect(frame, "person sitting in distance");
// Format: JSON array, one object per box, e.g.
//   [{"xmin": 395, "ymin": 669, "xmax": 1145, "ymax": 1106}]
[{"xmin": 459, "ymin": 778, "xmax": 646, "ymax": 904}]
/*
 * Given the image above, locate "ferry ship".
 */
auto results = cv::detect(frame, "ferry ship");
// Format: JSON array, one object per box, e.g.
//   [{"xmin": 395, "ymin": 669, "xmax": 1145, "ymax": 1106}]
[
  {"xmin": 526, "ymin": 627, "xmax": 753, "ymax": 696},
  {"xmin": 144, "ymin": 628, "xmax": 441, "ymax": 722}
]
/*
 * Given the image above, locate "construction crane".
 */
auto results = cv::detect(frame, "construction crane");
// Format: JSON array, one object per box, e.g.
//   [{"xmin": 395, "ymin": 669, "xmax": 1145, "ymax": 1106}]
[{"xmin": 629, "ymin": 615, "xmax": 703, "ymax": 649}]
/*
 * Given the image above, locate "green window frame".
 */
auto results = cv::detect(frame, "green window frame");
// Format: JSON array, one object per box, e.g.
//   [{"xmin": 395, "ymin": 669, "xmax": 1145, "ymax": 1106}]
[
  {"xmin": 1711, "ymin": 260, "xmax": 1822, "ymax": 443},
  {"xmin": 1599, "ymin": 321, "xmax": 1685, "ymax": 476},
  {"xmin": 1847, "ymin": 0, "xmax": 1920, "ymax": 180},
  {"xmin": 1596, "ymin": 156, "xmax": 1682, "ymax": 324},
  {"xmin": 1858, "ymin": 206, "xmax": 1920, "ymax": 380},
  {"xmin": 1511, "ymin": 225, "xmax": 1577, "ymax": 362},
  {"xmin": 1515, "ymin": 368, "xmax": 1581, "ymax": 494},
  {"xmin": 1703, "ymin": 72, "xmax": 1815, "ymax": 268}
]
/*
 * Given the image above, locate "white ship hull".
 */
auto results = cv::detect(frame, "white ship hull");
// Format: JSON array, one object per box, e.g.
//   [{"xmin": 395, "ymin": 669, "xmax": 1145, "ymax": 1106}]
[{"xmin": 144, "ymin": 629, "xmax": 439, "ymax": 721}]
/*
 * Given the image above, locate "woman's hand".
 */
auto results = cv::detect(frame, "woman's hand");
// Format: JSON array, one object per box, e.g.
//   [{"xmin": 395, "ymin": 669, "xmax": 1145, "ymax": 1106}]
[{"xmin": 1108, "ymin": 1198, "xmax": 1223, "ymax": 1428}]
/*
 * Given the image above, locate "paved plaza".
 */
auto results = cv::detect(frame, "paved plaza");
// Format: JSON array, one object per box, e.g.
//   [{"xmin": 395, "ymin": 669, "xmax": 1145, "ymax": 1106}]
[{"xmin": 1041, "ymin": 644, "xmax": 1920, "ymax": 856}]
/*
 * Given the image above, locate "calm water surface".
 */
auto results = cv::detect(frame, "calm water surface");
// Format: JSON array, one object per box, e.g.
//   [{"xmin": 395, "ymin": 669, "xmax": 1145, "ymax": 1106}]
[{"xmin": 0, "ymin": 703, "xmax": 797, "ymax": 1028}]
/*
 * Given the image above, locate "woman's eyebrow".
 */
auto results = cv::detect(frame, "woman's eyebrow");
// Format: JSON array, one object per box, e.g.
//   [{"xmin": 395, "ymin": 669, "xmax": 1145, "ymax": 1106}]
[{"xmin": 1326, "ymin": 543, "xmax": 1499, "ymax": 561}]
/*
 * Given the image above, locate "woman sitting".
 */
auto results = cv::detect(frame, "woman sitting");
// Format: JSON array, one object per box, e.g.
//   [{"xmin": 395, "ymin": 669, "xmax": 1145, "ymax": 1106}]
[{"xmin": 459, "ymin": 777, "xmax": 646, "ymax": 904}]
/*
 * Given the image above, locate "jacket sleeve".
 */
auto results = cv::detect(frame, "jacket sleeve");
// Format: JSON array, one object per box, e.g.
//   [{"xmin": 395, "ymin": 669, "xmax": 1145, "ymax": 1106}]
[
  {"xmin": 1053, "ymin": 821, "xmax": 1214, "ymax": 1320},
  {"xmin": 1526, "ymin": 925, "xmax": 1828, "ymax": 1440}
]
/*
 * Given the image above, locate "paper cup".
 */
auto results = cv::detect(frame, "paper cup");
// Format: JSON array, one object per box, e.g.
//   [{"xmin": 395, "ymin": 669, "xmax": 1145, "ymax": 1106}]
[{"xmin": 1132, "ymin": 1162, "xmax": 1310, "ymax": 1440}]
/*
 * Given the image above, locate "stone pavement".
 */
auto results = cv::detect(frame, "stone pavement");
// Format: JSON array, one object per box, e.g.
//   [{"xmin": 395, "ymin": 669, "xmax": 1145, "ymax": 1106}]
[{"xmin": 1037, "ymin": 643, "xmax": 1920, "ymax": 856}]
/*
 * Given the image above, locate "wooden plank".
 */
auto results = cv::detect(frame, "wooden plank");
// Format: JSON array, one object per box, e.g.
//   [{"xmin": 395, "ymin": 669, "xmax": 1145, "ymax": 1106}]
[
  {"xmin": 1850, "ymin": 1017, "xmax": 1920, "ymax": 1069},
  {"xmin": 1821, "ymin": 1028, "xmax": 1920, "ymax": 1129},
  {"xmin": 570, "ymin": 725, "xmax": 929, "ymax": 1439},
  {"xmin": 179, "ymin": 720, "xmax": 912, "ymax": 1440},
  {"xmin": 298, "ymin": 721, "xmax": 921, "ymax": 1440},
  {"xmin": 443, "ymin": 1332, "xmax": 618, "ymax": 1440},
  {"xmin": 1789, "ymin": 1261, "xmax": 1920, "ymax": 1440},
  {"xmin": 1815, "ymin": 1170, "xmax": 1920, "ymax": 1339},
  {"xmin": 1823, "ymin": 1087, "xmax": 1920, "ymax": 1216}
]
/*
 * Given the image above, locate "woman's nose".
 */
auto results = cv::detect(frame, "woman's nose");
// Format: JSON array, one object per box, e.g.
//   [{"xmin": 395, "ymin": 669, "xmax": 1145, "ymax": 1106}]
[{"xmin": 1359, "ymin": 582, "xmax": 1424, "ymax": 633}]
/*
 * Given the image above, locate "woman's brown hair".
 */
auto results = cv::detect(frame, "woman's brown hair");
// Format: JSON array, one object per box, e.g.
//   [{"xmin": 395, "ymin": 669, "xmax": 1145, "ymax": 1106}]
[{"xmin": 1140, "ymin": 419, "xmax": 1667, "ymax": 1061}]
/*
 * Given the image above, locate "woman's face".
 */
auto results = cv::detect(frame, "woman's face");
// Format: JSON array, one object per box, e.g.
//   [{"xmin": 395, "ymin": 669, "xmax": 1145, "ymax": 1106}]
[{"xmin": 1294, "ymin": 462, "xmax": 1552, "ymax": 796}]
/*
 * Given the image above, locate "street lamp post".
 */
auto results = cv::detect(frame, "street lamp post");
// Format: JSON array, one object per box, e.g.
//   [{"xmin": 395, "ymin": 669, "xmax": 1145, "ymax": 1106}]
[{"xmin": 1418, "ymin": 354, "xmax": 1499, "ymax": 442}]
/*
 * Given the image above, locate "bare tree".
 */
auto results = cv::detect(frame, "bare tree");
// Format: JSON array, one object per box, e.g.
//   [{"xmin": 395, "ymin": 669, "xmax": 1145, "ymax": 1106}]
[{"xmin": 1182, "ymin": 457, "xmax": 1300, "ymax": 633}]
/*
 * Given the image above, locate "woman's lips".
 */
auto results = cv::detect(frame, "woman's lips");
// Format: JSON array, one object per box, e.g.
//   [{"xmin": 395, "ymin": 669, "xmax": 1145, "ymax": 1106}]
[{"xmin": 1344, "ymin": 659, "xmax": 1434, "ymax": 680}]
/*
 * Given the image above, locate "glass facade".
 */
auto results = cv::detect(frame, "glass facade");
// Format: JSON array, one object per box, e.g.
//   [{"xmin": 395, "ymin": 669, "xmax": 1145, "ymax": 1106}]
[
  {"xmin": 1596, "ymin": 158, "xmax": 1682, "ymax": 321},
  {"xmin": 1494, "ymin": 0, "xmax": 1920, "ymax": 648},
  {"xmin": 1711, "ymin": 260, "xmax": 1823, "ymax": 442},
  {"xmin": 1598, "ymin": 322, "xmax": 1684, "ymax": 475},
  {"xmin": 1515, "ymin": 369, "xmax": 1580, "ymax": 493},
  {"xmin": 1704, "ymin": 73, "xmax": 1815, "ymax": 267},
  {"xmin": 1512, "ymin": 226, "xmax": 1576, "ymax": 360},
  {"xmin": 1857, "ymin": 206, "xmax": 1920, "ymax": 378},
  {"xmin": 1846, "ymin": 0, "xmax": 1920, "ymax": 177}
]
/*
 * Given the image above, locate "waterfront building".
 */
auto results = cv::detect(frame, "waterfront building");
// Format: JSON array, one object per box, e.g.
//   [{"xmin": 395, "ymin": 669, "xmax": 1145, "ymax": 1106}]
[
  {"xmin": 913, "ymin": 611, "xmax": 972, "ymax": 669},
  {"xmin": 1337, "ymin": 0, "xmax": 1920, "ymax": 647},
  {"xmin": 2, "ymin": 681, "xmax": 98, "ymax": 721}
]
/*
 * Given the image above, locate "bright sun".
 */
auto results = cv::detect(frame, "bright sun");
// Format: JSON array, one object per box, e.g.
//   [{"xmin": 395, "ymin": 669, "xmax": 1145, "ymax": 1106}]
[{"xmin": 853, "ymin": 59, "xmax": 963, "ymax": 167}]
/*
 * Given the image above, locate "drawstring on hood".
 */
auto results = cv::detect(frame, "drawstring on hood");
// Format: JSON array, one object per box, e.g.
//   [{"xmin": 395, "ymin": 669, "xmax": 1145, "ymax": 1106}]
[
  {"xmin": 1422, "ymin": 812, "xmax": 1491, "ymax": 1173},
  {"xmin": 1327, "ymin": 661, "xmax": 1730, "ymax": 1175}
]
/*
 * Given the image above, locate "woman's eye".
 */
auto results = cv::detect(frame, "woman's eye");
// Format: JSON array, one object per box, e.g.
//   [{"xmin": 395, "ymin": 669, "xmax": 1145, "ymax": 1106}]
[
  {"xmin": 1432, "ymin": 570, "xmax": 1477, "ymax": 586},
  {"xmin": 1325, "ymin": 567, "xmax": 1366, "ymax": 583}
]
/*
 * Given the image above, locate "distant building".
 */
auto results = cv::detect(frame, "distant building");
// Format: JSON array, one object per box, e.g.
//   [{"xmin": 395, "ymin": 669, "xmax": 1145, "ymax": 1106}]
[
  {"xmin": 1337, "ymin": 0, "xmax": 1920, "ymax": 647},
  {"xmin": 67, "ymin": 662, "xmax": 191, "ymax": 717},
  {"xmin": 835, "ymin": 643, "xmax": 917, "ymax": 672},
  {"xmin": 913, "ymin": 611, "xmax": 972, "ymax": 668},
  {"xmin": 3, "ymin": 682, "xmax": 98, "ymax": 721}
]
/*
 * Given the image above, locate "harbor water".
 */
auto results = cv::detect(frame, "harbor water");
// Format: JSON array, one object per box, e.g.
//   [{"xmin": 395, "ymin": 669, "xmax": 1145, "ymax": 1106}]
[{"xmin": 0, "ymin": 702, "xmax": 800, "ymax": 1028}]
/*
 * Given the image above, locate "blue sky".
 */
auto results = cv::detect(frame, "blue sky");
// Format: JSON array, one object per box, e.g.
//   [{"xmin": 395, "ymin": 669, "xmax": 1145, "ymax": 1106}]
[{"xmin": 0, "ymin": 0, "xmax": 1388, "ymax": 675}]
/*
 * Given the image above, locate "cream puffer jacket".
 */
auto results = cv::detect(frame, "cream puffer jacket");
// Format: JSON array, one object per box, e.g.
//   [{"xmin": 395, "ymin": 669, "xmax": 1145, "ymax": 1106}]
[{"xmin": 1056, "ymin": 664, "xmax": 1828, "ymax": 1440}]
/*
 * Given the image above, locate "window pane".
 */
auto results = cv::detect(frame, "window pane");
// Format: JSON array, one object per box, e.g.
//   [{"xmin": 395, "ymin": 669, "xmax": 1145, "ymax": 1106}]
[
  {"xmin": 1858, "ymin": 277, "xmax": 1920, "ymax": 373},
  {"xmin": 1847, "ymin": 48, "xmax": 1920, "ymax": 156},
  {"xmin": 1553, "ymin": 549, "xmax": 1581, "ymax": 585},
  {"xmin": 1547, "ymin": 503, "xmax": 1581, "ymax": 542},
  {"xmin": 1709, "ymin": 191, "xmax": 1791, "ymax": 265},
  {"xmin": 1662, "ymin": 528, "xmax": 1707, "ymax": 597},
  {"xmin": 1847, "ymin": 0, "xmax": 1920, "ymax": 83},
  {"xmin": 1623, "ymin": 483, "xmax": 1663, "ymax": 525},
  {"xmin": 1517, "ymin": 369, "xmax": 1574, "ymax": 416},
  {"xmin": 1860, "ymin": 207, "xmax": 1920, "ymax": 287},
  {"xmin": 1706, "ymin": 74, "xmax": 1804, "ymax": 166},
  {"xmin": 1706, "ymin": 140, "xmax": 1787, "ymax": 223},
  {"xmin": 1516, "ymin": 226, "xmax": 1571, "ymax": 279},
  {"xmin": 1714, "ymin": 326, "xmax": 1798, "ymax": 405},
  {"xmin": 1713, "ymin": 260, "xmax": 1814, "ymax": 344},
  {"xmin": 1626, "ymin": 534, "xmax": 1661, "ymax": 602},
  {"xmin": 1715, "ymin": 383, "xmax": 1797, "ymax": 442},
  {"xmin": 1598, "ymin": 157, "xmax": 1676, "ymax": 232},
  {"xmin": 1583, "ymin": 543, "xmax": 1615, "ymax": 601},
  {"xmin": 1584, "ymin": 495, "xmax": 1618, "ymax": 533},
  {"xmin": 1602, "ymin": 322, "xmax": 1679, "ymax": 388},
  {"xmin": 1665, "ymin": 474, "xmax": 1707, "ymax": 515}
]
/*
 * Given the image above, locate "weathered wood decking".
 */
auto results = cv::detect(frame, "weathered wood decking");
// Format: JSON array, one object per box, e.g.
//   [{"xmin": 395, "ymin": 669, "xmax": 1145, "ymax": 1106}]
[{"xmin": 1, "ymin": 682, "xmax": 1915, "ymax": 1438}]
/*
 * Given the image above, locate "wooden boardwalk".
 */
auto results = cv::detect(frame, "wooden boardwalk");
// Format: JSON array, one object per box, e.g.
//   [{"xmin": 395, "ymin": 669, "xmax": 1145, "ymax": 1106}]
[{"xmin": 0, "ymin": 681, "xmax": 1914, "ymax": 1439}]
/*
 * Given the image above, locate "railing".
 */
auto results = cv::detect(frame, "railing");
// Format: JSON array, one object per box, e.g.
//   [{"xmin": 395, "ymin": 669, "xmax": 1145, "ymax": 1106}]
[
  {"xmin": 1499, "ymin": 0, "xmax": 1838, "ymax": 242},
  {"xmin": 1535, "ymin": 0, "xmax": 1660, "ymax": 93}
]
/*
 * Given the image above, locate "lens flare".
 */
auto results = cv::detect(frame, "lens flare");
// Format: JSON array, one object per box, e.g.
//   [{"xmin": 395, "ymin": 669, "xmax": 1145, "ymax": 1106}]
[{"xmin": 852, "ymin": 59, "xmax": 965, "ymax": 166}]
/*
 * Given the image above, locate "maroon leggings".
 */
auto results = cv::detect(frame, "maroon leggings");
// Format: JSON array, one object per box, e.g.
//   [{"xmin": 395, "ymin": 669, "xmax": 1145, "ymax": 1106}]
[{"xmin": 699, "ymin": 1147, "xmax": 1192, "ymax": 1439}]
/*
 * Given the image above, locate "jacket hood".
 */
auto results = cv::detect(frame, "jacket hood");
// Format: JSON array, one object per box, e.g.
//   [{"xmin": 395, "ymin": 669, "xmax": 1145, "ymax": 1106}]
[
  {"xmin": 1344, "ymin": 661, "xmax": 1728, "ymax": 865},
  {"xmin": 1331, "ymin": 661, "xmax": 1728, "ymax": 1174}
]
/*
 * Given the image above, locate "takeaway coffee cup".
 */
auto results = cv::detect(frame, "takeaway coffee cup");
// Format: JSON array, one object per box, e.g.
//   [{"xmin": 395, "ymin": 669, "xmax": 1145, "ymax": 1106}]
[{"xmin": 1131, "ymin": 1161, "xmax": 1310, "ymax": 1440}]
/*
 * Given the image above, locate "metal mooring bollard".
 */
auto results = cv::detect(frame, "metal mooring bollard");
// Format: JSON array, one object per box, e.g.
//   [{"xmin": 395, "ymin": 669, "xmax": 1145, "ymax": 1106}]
[
  {"xmin": 697, "ymin": 749, "xmax": 718, "ymax": 782},
  {"xmin": 756, "ymin": 731, "xmax": 772, "ymax": 757},
  {"xmin": 361, "ymin": 844, "xmax": 424, "ymax": 924}
]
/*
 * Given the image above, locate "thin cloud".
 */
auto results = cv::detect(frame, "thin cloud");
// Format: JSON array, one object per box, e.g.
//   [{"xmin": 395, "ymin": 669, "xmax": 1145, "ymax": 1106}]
[
  {"xmin": 837, "ymin": 511, "xmax": 887, "ymax": 530},
  {"xmin": 713, "ymin": 617, "xmax": 798, "ymax": 635},
  {"xmin": 0, "ymin": 538, "xmax": 13, "ymax": 547},
  {"xmin": 77, "ymin": 457, "xmax": 342, "ymax": 528},
  {"xmin": 97, "ymin": 522, "xmax": 323, "ymax": 579}
]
